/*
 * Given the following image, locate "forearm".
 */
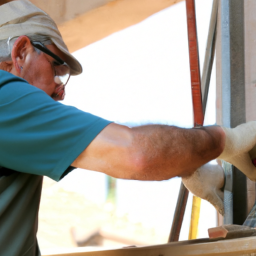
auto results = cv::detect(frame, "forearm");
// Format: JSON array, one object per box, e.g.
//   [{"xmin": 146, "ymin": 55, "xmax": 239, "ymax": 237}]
[
  {"xmin": 73, "ymin": 123, "xmax": 225, "ymax": 181},
  {"xmin": 130, "ymin": 125, "xmax": 225, "ymax": 180}
]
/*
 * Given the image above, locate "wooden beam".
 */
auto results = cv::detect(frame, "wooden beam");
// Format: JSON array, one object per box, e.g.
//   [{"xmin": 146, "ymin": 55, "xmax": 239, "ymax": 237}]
[
  {"xmin": 1, "ymin": 0, "xmax": 184, "ymax": 52},
  {"xmin": 0, "ymin": 0, "xmax": 14, "ymax": 6},
  {"xmin": 29, "ymin": 0, "xmax": 114, "ymax": 25},
  {"xmin": 43, "ymin": 236, "xmax": 256, "ymax": 256},
  {"xmin": 58, "ymin": 0, "xmax": 184, "ymax": 52}
]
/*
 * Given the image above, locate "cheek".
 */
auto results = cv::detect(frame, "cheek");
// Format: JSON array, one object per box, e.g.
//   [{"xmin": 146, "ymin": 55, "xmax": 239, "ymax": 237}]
[{"xmin": 25, "ymin": 57, "xmax": 55, "ymax": 96}]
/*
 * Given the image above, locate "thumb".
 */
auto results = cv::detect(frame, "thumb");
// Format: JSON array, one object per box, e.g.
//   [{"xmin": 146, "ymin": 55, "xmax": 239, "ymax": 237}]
[
  {"xmin": 206, "ymin": 190, "xmax": 225, "ymax": 216},
  {"xmin": 182, "ymin": 163, "xmax": 225, "ymax": 215},
  {"xmin": 219, "ymin": 122, "xmax": 256, "ymax": 160}
]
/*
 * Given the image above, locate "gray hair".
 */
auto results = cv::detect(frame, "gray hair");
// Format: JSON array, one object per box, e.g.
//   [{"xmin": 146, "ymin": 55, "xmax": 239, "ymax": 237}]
[{"xmin": 0, "ymin": 34, "xmax": 52, "ymax": 62}]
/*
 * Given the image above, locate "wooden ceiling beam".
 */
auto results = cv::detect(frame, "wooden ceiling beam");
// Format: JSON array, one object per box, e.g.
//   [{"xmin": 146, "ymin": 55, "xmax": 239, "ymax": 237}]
[
  {"xmin": 1, "ymin": 0, "xmax": 184, "ymax": 52},
  {"xmin": 58, "ymin": 0, "xmax": 184, "ymax": 52}
]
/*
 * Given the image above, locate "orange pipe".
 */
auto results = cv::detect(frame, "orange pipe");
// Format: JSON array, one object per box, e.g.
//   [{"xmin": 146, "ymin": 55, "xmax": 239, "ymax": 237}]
[
  {"xmin": 169, "ymin": 0, "xmax": 204, "ymax": 242},
  {"xmin": 186, "ymin": 0, "xmax": 204, "ymax": 240},
  {"xmin": 186, "ymin": 0, "xmax": 204, "ymax": 127}
]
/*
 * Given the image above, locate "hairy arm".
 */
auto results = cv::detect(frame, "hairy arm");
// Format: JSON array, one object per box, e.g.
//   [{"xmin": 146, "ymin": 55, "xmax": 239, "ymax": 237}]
[{"xmin": 72, "ymin": 123, "xmax": 225, "ymax": 180}]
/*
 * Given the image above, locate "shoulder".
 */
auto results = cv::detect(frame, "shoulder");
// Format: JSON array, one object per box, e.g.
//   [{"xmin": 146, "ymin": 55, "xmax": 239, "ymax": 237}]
[
  {"xmin": 0, "ymin": 70, "xmax": 45, "ymax": 101},
  {"xmin": 0, "ymin": 70, "xmax": 29, "ymax": 88},
  {"xmin": 0, "ymin": 70, "xmax": 56, "ymax": 110}
]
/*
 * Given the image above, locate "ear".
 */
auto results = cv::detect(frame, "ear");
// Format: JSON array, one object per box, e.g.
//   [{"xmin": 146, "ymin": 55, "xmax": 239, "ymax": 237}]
[{"xmin": 11, "ymin": 36, "xmax": 33, "ymax": 73}]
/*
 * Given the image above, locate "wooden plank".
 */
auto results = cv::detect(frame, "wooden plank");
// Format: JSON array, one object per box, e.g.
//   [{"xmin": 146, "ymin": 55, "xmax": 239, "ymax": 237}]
[
  {"xmin": 1, "ymin": 0, "xmax": 184, "ymax": 52},
  {"xmin": 208, "ymin": 225, "xmax": 255, "ymax": 239},
  {"xmin": 29, "ymin": 0, "xmax": 113, "ymax": 25},
  {"xmin": 43, "ymin": 236, "xmax": 256, "ymax": 256},
  {"xmin": 58, "ymin": 0, "xmax": 184, "ymax": 52}
]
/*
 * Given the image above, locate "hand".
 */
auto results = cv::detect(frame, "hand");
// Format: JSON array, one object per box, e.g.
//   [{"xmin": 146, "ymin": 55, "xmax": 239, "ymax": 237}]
[
  {"xmin": 182, "ymin": 163, "xmax": 225, "ymax": 215},
  {"xmin": 218, "ymin": 122, "xmax": 256, "ymax": 181}
]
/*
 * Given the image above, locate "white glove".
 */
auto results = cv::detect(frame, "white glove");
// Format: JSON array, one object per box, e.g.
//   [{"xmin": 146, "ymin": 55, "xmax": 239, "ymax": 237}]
[
  {"xmin": 218, "ymin": 121, "xmax": 256, "ymax": 181},
  {"xmin": 182, "ymin": 163, "xmax": 225, "ymax": 215}
]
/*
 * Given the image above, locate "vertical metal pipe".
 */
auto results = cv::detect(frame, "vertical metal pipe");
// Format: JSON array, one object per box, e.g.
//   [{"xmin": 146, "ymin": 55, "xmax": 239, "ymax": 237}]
[
  {"xmin": 223, "ymin": 162, "xmax": 233, "ymax": 224},
  {"xmin": 168, "ymin": 183, "xmax": 189, "ymax": 242},
  {"xmin": 221, "ymin": 0, "xmax": 231, "ymax": 128},
  {"xmin": 202, "ymin": 0, "xmax": 219, "ymax": 115},
  {"xmin": 221, "ymin": 0, "xmax": 247, "ymax": 225},
  {"xmin": 229, "ymin": 0, "xmax": 247, "ymax": 225},
  {"xmin": 221, "ymin": 0, "xmax": 233, "ymax": 226},
  {"xmin": 188, "ymin": 195, "xmax": 201, "ymax": 239}
]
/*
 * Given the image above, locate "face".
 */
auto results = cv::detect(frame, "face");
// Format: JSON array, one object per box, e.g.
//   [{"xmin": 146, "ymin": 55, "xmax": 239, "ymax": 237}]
[{"xmin": 11, "ymin": 36, "xmax": 68, "ymax": 101}]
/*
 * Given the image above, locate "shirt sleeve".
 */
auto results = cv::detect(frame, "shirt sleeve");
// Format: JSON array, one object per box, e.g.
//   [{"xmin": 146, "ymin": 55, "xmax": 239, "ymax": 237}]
[{"xmin": 0, "ymin": 71, "xmax": 112, "ymax": 181}]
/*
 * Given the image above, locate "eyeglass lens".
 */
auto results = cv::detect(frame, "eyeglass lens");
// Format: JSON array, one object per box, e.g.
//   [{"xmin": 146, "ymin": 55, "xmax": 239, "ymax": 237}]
[
  {"xmin": 31, "ymin": 41, "xmax": 71, "ymax": 86},
  {"xmin": 54, "ymin": 64, "xmax": 70, "ymax": 85}
]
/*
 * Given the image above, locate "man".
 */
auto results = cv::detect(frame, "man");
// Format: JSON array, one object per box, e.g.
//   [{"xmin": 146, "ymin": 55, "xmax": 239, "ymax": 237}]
[{"xmin": 0, "ymin": 0, "xmax": 256, "ymax": 255}]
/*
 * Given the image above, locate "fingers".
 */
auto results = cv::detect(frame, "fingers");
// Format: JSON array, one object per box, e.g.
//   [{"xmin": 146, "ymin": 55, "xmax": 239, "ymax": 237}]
[
  {"xmin": 182, "ymin": 163, "xmax": 225, "ymax": 215},
  {"xmin": 228, "ymin": 154, "xmax": 256, "ymax": 182},
  {"xmin": 218, "ymin": 122, "xmax": 256, "ymax": 181},
  {"xmin": 182, "ymin": 169, "xmax": 205, "ymax": 198},
  {"xmin": 219, "ymin": 122, "xmax": 256, "ymax": 160},
  {"xmin": 182, "ymin": 163, "xmax": 225, "ymax": 196}
]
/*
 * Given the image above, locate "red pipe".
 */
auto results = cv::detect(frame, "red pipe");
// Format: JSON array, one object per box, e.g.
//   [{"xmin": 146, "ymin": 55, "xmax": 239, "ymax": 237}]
[
  {"xmin": 169, "ymin": 0, "xmax": 204, "ymax": 242},
  {"xmin": 186, "ymin": 0, "xmax": 204, "ymax": 126}
]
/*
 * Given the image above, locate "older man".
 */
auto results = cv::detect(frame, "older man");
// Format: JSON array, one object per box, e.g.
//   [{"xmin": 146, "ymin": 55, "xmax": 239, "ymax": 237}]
[{"xmin": 1, "ymin": 0, "xmax": 256, "ymax": 255}]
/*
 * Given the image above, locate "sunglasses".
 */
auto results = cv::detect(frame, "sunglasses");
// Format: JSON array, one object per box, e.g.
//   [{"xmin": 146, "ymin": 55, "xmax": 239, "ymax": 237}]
[{"xmin": 30, "ymin": 41, "xmax": 71, "ymax": 86}]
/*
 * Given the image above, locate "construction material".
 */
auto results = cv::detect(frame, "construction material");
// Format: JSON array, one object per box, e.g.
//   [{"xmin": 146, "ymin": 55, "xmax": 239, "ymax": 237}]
[
  {"xmin": 169, "ymin": 0, "xmax": 203, "ymax": 242},
  {"xmin": 219, "ymin": 0, "xmax": 247, "ymax": 225},
  {"xmin": 169, "ymin": 0, "xmax": 219, "ymax": 241},
  {"xmin": 168, "ymin": 182, "xmax": 189, "ymax": 242},
  {"xmin": 188, "ymin": 195, "xmax": 201, "ymax": 239},
  {"xmin": 244, "ymin": 201, "xmax": 256, "ymax": 228},
  {"xmin": 222, "ymin": 161, "xmax": 233, "ymax": 225},
  {"xmin": 208, "ymin": 225, "xmax": 256, "ymax": 240},
  {"xmin": 185, "ymin": 0, "xmax": 203, "ymax": 127},
  {"xmin": 43, "ymin": 236, "xmax": 256, "ymax": 256},
  {"xmin": 202, "ymin": 0, "xmax": 218, "ymax": 115}
]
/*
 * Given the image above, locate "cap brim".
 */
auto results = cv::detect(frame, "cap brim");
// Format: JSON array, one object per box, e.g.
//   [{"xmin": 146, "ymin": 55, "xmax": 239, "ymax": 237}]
[{"xmin": 53, "ymin": 39, "xmax": 83, "ymax": 76}]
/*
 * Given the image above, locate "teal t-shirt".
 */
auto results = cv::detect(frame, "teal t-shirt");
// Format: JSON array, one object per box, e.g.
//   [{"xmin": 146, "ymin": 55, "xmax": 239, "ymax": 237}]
[{"xmin": 0, "ymin": 70, "xmax": 111, "ymax": 256}]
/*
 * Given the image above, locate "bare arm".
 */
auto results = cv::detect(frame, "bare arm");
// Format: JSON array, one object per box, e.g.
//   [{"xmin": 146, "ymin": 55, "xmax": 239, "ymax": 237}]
[{"xmin": 72, "ymin": 123, "xmax": 225, "ymax": 181}]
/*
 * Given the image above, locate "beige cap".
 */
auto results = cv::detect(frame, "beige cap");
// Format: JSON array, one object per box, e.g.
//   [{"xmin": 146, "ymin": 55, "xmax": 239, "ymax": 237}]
[{"xmin": 0, "ymin": 0, "xmax": 82, "ymax": 75}]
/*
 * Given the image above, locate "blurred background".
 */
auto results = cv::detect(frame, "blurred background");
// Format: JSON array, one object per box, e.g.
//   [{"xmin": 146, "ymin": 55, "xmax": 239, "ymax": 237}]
[{"xmin": 37, "ymin": 0, "xmax": 218, "ymax": 254}]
